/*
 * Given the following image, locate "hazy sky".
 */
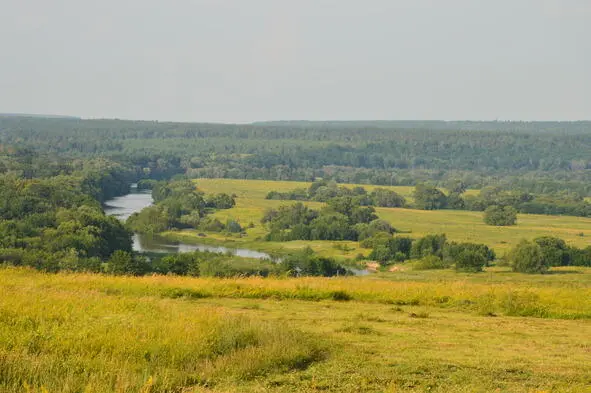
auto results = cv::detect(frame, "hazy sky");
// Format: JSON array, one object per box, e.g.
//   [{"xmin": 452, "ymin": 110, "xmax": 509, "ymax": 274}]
[{"xmin": 1, "ymin": 0, "xmax": 589, "ymax": 122}]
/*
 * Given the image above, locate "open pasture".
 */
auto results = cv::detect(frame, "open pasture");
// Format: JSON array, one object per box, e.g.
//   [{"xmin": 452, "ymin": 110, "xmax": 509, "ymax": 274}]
[
  {"xmin": 187, "ymin": 179, "xmax": 591, "ymax": 257},
  {"xmin": 1, "ymin": 267, "xmax": 590, "ymax": 393}
]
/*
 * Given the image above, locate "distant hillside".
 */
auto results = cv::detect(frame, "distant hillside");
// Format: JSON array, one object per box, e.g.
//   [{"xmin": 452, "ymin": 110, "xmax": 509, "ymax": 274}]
[
  {"xmin": 252, "ymin": 120, "xmax": 591, "ymax": 133},
  {"xmin": 0, "ymin": 113, "xmax": 80, "ymax": 119}
]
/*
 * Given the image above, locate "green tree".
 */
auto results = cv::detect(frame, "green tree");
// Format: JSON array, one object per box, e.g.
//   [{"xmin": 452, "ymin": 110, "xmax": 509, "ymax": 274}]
[
  {"xmin": 107, "ymin": 250, "xmax": 150, "ymax": 276},
  {"xmin": 370, "ymin": 188, "xmax": 406, "ymax": 207},
  {"xmin": 483, "ymin": 205, "xmax": 517, "ymax": 226},
  {"xmin": 509, "ymin": 240, "xmax": 549, "ymax": 274},
  {"xmin": 410, "ymin": 234, "xmax": 447, "ymax": 259},
  {"xmin": 455, "ymin": 250, "xmax": 487, "ymax": 272},
  {"xmin": 533, "ymin": 236, "xmax": 570, "ymax": 266},
  {"xmin": 413, "ymin": 184, "xmax": 447, "ymax": 210}
]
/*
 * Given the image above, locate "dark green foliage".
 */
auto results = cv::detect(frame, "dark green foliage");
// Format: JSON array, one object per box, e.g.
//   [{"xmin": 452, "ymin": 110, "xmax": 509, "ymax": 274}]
[
  {"xmin": 444, "ymin": 242, "xmax": 495, "ymax": 265},
  {"xmin": 446, "ymin": 192, "xmax": 466, "ymax": 209},
  {"xmin": 355, "ymin": 220, "xmax": 396, "ymax": 241},
  {"xmin": 199, "ymin": 217, "xmax": 226, "ymax": 232},
  {"xmin": 43, "ymin": 206, "xmax": 132, "ymax": 258},
  {"xmin": 136, "ymin": 179, "xmax": 158, "ymax": 190},
  {"xmin": 414, "ymin": 255, "xmax": 448, "ymax": 270},
  {"xmin": 5, "ymin": 117, "xmax": 591, "ymax": 202},
  {"xmin": 106, "ymin": 250, "xmax": 150, "ymax": 276},
  {"xmin": 266, "ymin": 183, "xmax": 405, "ymax": 209},
  {"xmin": 262, "ymin": 203, "xmax": 318, "ymax": 230},
  {"xmin": 359, "ymin": 232, "xmax": 393, "ymax": 249},
  {"xmin": 0, "ymin": 152, "xmax": 133, "ymax": 271},
  {"xmin": 154, "ymin": 253, "xmax": 194, "ymax": 275},
  {"xmin": 263, "ymin": 201, "xmax": 380, "ymax": 242},
  {"xmin": 206, "ymin": 193, "xmax": 236, "ymax": 209},
  {"xmin": 308, "ymin": 212, "xmax": 357, "ymax": 241},
  {"xmin": 483, "ymin": 205, "xmax": 517, "ymax": 226},
  {"xmin": 127, "ymin": 205, "xmax": 172, "ymax": 233},
  {"xmin": 145, "ymin": 248, "xmax": 346, "ymax": 278},
  {"xmin": 266, "ymin": 188, "xmax": 309, "ymax": 201},
  {"xmin": 528, "ymin": 236, "xmax": 591, "ymax": 267},
  {"xmin": 368, "ymin": 237, "xmax": 413, "ymax": 263},
  {"xmin": 533, "ymin": 237, "xmax": 569, "ymax": 267},
  {"xmin": 410, "ymin": 234, "xmax": 447, "ymax": 259},
  {"xmin": 509, "ymin": 240, "xmax": 549, "ymax": 274},
  {"xmin": 413, "ymin": 184, "xmax": 448, "ymax": 210},
  {"xmin": 454, "ymin": 250, "xmax": 487, "ymax": 272},
  {"xmin": 369, "ymin": 188, "xmax": 406, "ymax": 207},
  {"xmin": 6, "ymin": 117, "xmax": 591, "ymax": 279},
  {"xmin": 128, "ymin": 180, "xmax": 236, "ymax": 233},
  {"xmin": 282, "ymin": 247, "xmax": 349, "ymax": 277},
  {"xmin": 153, "ymin": 251, "xmax": 281, "ymax": 277},
  {"xmin": 567, "ymin": 246, "xmax": 591, "ymax": 267},
  {"xmin": 226, "ymin": 219, "xmax": 243, "ymax": 233}
]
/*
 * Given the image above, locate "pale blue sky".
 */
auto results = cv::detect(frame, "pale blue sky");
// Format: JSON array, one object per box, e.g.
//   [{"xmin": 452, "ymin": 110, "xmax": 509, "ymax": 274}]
[{"xmin": 1, "ymin": 0, "xmax": 589, "ymax": 122}]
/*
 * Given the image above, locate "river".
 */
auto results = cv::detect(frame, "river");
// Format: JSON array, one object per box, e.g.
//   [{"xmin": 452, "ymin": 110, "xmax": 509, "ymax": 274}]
[
  {"xmin": 103, "ymin": 187, "xmax": 273, "ymax": 259},
  {"xmin": 104, "ymin": 187, "xmax": 370, "ymax": 275}
]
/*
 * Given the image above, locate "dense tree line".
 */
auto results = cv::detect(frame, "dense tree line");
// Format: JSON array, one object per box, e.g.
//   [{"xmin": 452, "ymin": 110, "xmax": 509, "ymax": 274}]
[
  {"xmin": 0, "ymin": 153, "xmax": 133, "ymax": 272},
  {"xmin": 265, "ymin": 180, "xmax": 591, "ymax": 220},
  {"xmin": 266, "ymin": 180, "xmax": 406, "ymax": 207},
  {"xmin": 363, "ymin": 233, "xmax": 495, "ymax": 272},
  {"xmin": 3, "ymin": 117, "xmax": 591, "ymax": 196},
  {"xmin": 507, "ymin": 236, "xmax": 591, "ymax": 273},
  {"xmin": 412, "ymin": 184, "xmax": 591, "ymax": 219}
]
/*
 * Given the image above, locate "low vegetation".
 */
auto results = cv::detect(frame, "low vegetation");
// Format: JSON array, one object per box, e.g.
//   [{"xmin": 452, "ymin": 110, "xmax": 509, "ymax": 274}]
[{"xmin": 1, "ymin": 267, "xmax": 590, "ymax": 392}]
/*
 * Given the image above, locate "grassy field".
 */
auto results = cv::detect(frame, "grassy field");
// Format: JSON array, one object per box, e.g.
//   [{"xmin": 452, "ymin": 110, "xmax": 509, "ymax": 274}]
[
  {"xmin": 164, "ymin": 179, "xmax": 591, "ymax": 258},
  {"xmin": 2, "ymin": 267, "xmax": 590, "ymax": 392}
]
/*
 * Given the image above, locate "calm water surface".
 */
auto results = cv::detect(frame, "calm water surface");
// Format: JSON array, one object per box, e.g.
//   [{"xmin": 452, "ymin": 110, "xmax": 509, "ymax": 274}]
[{"xmin": 103, "ymin": 188, "xmax": 272, "ymax": 259}]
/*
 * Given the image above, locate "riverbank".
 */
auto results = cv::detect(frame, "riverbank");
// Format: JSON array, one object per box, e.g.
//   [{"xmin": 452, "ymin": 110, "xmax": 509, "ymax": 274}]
[{"xmin": 160, "ymin": 229, "xmax": 366, "ymax": 261}]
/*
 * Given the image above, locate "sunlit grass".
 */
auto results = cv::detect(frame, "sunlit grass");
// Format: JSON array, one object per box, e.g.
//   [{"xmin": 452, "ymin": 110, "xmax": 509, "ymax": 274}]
[
  {"xmin": 0, "ymin": 268, "xmax": 325, "ymax": 393},
  {"xmin": 188, "ymin": 178, "xmax": 591, "ymax": 256},
  {"xmin": 2, "ymin": 267, "xmax": 590, "ymax": 392}
]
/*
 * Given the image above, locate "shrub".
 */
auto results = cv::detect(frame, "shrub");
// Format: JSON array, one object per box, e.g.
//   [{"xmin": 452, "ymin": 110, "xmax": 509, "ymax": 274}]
[
  {"xmin": 509, "ymin": 240, "xmax": 549, "ymax": 274},
  {"xmin": 226, "ymin": 219, "xmax": 243, "ymax": 233},
  {"xmin": 199, "ymin": 217, "xmax": 226, "ymax": 232},
  {"xmin": 107, "ymin": 250, "xmax": 150, "ymax": 276},
  {"xmin": 455, "ymin": 250, "xmax": 487, "ymax": 272},
  {"xmin": 444, "ymin": 241, "xmax": 496, "ymax": 264},
  {"xmin": 414, "ymin": 255, "xmax": 447, "ymax": 270}
]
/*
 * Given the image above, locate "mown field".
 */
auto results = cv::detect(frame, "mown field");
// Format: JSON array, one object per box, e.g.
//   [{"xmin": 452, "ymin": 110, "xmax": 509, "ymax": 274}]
[
  {"xmin": 1, "ymin": 267, "xmax": 590, "ymax": 393},
  {"xmin": 163, "ymin": 179, "xmax": 591, "ymax": 258}
]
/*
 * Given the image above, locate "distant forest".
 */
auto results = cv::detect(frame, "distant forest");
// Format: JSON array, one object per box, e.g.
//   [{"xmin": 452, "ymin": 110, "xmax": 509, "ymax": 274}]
[{"xmin": 1, "ymin": 117, "xmax": 591, "ymax": 195}]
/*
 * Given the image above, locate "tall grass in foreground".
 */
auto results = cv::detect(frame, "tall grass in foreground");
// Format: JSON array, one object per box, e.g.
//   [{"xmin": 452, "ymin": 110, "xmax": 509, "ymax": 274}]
[
  {"xmin": 0, "ymin": 275, "xmax": 325, "ymax": 392},
  {"xmin": 3, "ymin": 267, "xmax": 591, "ymax": 320}
]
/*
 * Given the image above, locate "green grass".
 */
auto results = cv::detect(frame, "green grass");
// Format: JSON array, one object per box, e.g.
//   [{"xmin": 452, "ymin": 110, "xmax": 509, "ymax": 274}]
[
  {"xmin": 182, "ymin": 178, "xmax": 591, "ymax": 257},
  {"xmin": 1, "ymin": 267, "xmax": 590, "ymax": 392}
]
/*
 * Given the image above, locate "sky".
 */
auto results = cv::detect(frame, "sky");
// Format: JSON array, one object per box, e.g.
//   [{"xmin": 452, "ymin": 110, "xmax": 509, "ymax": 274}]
[{"xmin": 0, "ymin": 0, "xmax": 589, "ymax": 122}]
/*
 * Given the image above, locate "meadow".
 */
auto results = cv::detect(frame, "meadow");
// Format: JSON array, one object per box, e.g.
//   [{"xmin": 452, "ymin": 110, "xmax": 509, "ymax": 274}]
[
  {"xmin": 1, "ymin": 267, "xmax": 590, "ymax": 393},
  {"xmin": 163, "ymin": 179, "xmax": 591, "ymax": 258}
]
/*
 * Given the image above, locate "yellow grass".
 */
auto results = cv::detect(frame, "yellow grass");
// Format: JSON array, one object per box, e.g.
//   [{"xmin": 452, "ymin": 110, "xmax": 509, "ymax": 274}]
[
  {"xmin": 183, "ymin": 178, "xmax": 591, "ymax": 256},
  {"xmin": 2, "ymin": 267, "xmax": 590, "ymax": 392}
]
